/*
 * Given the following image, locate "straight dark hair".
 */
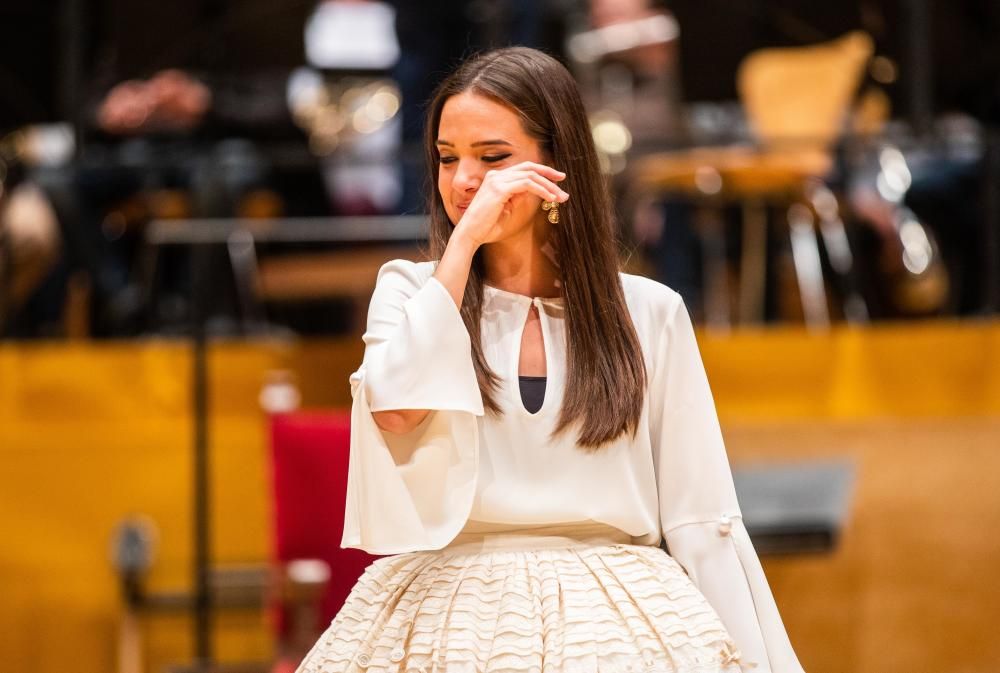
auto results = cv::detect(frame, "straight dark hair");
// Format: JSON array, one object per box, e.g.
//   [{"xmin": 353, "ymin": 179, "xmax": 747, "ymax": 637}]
[{"xmin": 424, "ymin": 47, "xmax": 646, "ymax": 449}]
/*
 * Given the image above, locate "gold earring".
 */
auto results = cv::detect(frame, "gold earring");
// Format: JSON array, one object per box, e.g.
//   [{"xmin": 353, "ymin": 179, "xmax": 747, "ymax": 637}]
[{"xmin": 541, "ymin": 200, "xmax": 560, "ymax": 224}]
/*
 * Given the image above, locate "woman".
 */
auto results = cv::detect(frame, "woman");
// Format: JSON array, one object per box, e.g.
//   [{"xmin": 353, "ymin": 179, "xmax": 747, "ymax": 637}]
[{"xmin": 298, "ymin": 47, "xmax": 804, "ymax": 673}]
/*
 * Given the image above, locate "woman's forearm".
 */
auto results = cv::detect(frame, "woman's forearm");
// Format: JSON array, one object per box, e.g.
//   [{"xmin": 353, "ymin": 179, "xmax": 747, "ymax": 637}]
[
  {"xmin": 432, "ymin": 229, "xmax": 480, "ymax": 308},
  {"xmin": 372, "ymin": 408, "xmax": 430, "ymax": 434},
  {"xmin": 372, "ymin": 231, "xmax": 480, "ymax": 434}
]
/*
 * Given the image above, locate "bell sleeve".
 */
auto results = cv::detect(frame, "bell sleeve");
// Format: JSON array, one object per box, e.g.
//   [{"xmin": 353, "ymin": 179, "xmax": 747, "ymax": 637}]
[
  {"xmin": 340, "ymin": 259, "xmax": 485, "ymax": 555},
  {"xmin": 651, "ymin": 295, "xmax": 806, "ymax": 673}
]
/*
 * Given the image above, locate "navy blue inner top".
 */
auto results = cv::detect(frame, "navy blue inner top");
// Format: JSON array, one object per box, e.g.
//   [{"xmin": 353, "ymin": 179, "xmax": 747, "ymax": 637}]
[{"xmin": 518, "ymin": 375, "xmax": 546, "ymax": 414}]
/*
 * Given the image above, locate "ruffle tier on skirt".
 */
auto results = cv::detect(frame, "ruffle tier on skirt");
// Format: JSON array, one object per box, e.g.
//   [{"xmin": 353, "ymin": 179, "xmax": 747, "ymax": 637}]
[{"xmin": 297, "ymin": 522, "xmax": 744, "ymax": 673}]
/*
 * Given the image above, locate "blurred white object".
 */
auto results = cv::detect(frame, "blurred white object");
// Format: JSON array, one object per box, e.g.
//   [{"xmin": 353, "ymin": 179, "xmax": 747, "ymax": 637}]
[
  {"xmin": 260, "ymin": 370, "xmax": 302, "ymax": 413},
  {"xmin": 327, "ymin": 156, "xmax": 402, "ymax": 212},
  {"xmin": 287, "ymin": 68, "xmax": 401, "ymax": 155},
  {"xmin": 567, "ymin": 14, "xmax": 678, "ymax": 64},
  {"xmin": 589, "ymin": 109, "xmax": 632, "ymax": 174},
  {"xmin": 286, "ymin": 67, "xmax": 327, "ymax": 116},
  {"xmin": 305, "ymin": 1, "xmax": 400, "ymax": 70},
  {"xmin": 17, "ymin": 123, "xmax": 75, "ymax": 167},
  {"xmin": 0, "ymin": 182, "xmax": 61, "ymax": 306},
  {"xmin": 287, "ymin": 559, "xmax": 332, "ymax": 585}
]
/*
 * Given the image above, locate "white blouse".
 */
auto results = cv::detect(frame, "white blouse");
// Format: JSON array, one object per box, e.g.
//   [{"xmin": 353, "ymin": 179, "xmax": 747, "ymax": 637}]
[{"xmin": 341, "ymin": 259, "xmax": 805, "ymax": 673}]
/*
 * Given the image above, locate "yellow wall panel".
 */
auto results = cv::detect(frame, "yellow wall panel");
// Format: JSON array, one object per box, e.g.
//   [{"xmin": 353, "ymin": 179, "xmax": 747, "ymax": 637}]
[{"xmin": 700, "ymin": 319, "xmax": 1000, "ymax": 420}]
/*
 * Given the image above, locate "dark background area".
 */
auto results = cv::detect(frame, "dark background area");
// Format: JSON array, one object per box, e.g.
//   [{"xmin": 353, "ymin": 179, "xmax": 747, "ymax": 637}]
[{"xmin": 4, "ymin": 0, "xmax": 1000, "ymax": 130}]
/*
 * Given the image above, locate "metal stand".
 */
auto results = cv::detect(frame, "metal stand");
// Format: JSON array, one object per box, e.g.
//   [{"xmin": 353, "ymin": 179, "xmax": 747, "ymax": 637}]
[
  {"xmin": 191, "ymin": 243, "xmax": 212, "ymax": 667},
  {"xmin": 984, "ymin": 132, "xmax": 1000, "ymax": 315},
  {"xmin": 904, "ymin": 0, "xmax": 934, "ymax": 137},
  {"xmin": 0, "ymin": 217, "xmax": 10, "ymax": 336}
]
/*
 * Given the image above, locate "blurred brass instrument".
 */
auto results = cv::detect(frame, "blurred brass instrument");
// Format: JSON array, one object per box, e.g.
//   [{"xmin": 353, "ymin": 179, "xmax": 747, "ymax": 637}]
[
  {"xmin": 287, "ymin": 73, "xmax": 401, "ymax": 156},
  {"xmin": 872, "ymin": 145, "xmax": 949, "ymax": 314}
]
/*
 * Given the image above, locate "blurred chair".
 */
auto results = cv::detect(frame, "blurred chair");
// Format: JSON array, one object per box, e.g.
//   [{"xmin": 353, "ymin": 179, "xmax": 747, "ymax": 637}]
[
  {"xmin": 115, "ymin": 530, "xmax": 333, "ymax": 673},
  {"xmin": 115, "ymin": 401, "xmax": 377, "ymax": 673},
  {"xmin": 267, "ymin": 408, "xmax": 379, "ymax": 648},
  {"xmin": 633, "ymin": 31, "xmax": 874, "ymax": 329}
]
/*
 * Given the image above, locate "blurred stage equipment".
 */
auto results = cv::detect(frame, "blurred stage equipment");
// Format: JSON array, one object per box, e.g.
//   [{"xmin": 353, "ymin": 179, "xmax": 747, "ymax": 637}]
[
  {"xmin": 294, "ymin": 0, "xmax": 403, "ymax": 214},
  {"xmin": 633, "ymin": 31, "xmax": 874, "ymax": 330},
  {"xmin": 873, "ymin": 145, "xmax": 948, "ymax": 314},
  {"xmin": 566, "ymin": 11, "xmax": 683, "ymax": 174},
  {"xmin": 0, "ymin": 136, "xmax": 13, "ymax": 334},
  {"xmin": 72, "ymin": 0, "xmax": 403, "ymax": 653},
  {"xmin": 288, "ymin": 74, "xmax": 401, "ymax": 159},
  {"xmin": 733, "ymin": 461, "xmax": 854, "ymax": 555},
  {"xmin": 304, "ymin": 0, "xmax": 399, "ymax": 70},
  {"xmin": 0, "ymin": 129, "xmax": 30, "ymax": 334},
  {"xmin": 846, "ymin": 109, "xmax": 993, "ymax": 318},
  {"xmin": 111, "ymin": 477, "xmax": 333, "ymax": 673},
  {"xmin": 142, "ymin": 214, "xmax": 426, "ymax": 334},
  {"xmin": 988, "ymin": 136, "xmax": 1000, "ymax": 314},
  {"xmin": 111, "ymin": 516, "xmax": 157, "ymax": 673},
  {"xmin": 0, "ymin": 125, "xmax": 75, "ymax": 337},
  {"xmin": 140, "ymin": 213, "xmax": 422, "ymax": 670},
  {"xmin": 567, "ymin": 13, "xmax": 679, "ymax": 65}
]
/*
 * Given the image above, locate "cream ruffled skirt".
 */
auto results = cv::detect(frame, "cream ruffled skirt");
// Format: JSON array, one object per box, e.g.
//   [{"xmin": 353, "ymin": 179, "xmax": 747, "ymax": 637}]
[{"xmin": 296, "ymin": 522, "xmax": 744, "ymax": 673}]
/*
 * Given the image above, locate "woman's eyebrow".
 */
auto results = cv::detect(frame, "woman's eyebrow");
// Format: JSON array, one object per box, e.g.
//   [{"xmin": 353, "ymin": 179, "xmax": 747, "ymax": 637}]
[{"xmin": 435, "ymin": 139, "xmax": 513, "ymax": 147}]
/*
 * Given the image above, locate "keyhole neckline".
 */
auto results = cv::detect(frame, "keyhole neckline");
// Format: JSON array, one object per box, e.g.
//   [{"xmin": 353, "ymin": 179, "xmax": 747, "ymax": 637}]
[{"xmin": 483, "ymin": 283, "xmax": 564, "ymax": 305}]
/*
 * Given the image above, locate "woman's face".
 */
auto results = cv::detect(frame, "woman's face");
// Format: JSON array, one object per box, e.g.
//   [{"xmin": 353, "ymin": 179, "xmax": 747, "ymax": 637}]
[{"xmin": 436, "ymin": 91, "xmax": 547, "ymax": 234}]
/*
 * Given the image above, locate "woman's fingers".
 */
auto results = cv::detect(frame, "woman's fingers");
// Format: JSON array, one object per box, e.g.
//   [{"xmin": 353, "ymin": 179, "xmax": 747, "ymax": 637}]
[
  {"xmin": 489, "ymin": 162, "xmax": 566, "ymax": 190},
  {"xmin": 503, "ymin": 176, "xmax": 566, "ymax": 203},
  {"xmin": 509, "ymin": 161, "xmax": 566, "ymax": 182},
  {"xmin": 493, "ymin": 170, "xmax": 569, "ymax": 202},
  {"xmin": 528, "ymin": 172, "xmax": 570, "ymax": 201}
]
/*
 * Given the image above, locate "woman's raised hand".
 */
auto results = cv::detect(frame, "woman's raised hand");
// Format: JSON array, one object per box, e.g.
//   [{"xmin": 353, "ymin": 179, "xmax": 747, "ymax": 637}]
[
  {"xmin": 454, "ymin": 162, "xmax": 568, "ymax": 247},
  {"xmin": 433, "ymin": 162, "xmax": 567, "ymax": 311}
]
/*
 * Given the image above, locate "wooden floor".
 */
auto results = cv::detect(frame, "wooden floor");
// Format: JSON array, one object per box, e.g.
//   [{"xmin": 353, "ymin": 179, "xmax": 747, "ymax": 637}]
[
  {"xmin": 724, "ymin": 417, "xmax": 1000, "ymax": 673},
  {"xmin": 1, "ymin": 320, "xmax": 999, "ymax": 673}
]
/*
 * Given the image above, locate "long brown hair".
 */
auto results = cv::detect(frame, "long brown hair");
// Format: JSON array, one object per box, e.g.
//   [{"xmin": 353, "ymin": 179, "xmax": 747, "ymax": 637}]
[{"xmin": 424, "ymin": 47, "xmax": 646, "ymax": 449}]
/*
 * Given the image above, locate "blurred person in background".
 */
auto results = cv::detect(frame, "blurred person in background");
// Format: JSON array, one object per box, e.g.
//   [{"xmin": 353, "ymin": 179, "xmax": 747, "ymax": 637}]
[{"xmin": 0, "ymin": 170, "xmax": 63, "ymax": 336}]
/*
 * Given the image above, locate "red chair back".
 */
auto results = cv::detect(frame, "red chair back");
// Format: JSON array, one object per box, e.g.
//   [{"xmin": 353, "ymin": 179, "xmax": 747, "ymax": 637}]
[{"xmin": 268, "ymin": 411, "xmax": 379, "ymax": 629}]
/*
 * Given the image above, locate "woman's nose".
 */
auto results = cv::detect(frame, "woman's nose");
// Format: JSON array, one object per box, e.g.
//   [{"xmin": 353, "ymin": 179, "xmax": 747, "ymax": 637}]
[{"xmin": 453, "ymin": 159, "xmax": 482, "ymax": 192}]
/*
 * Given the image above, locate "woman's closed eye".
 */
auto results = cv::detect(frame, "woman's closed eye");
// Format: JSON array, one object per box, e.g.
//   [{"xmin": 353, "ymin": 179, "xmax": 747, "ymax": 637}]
[{"xmin": 438, "ymin": 154, "xmax": 512, "ymax": 165}]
